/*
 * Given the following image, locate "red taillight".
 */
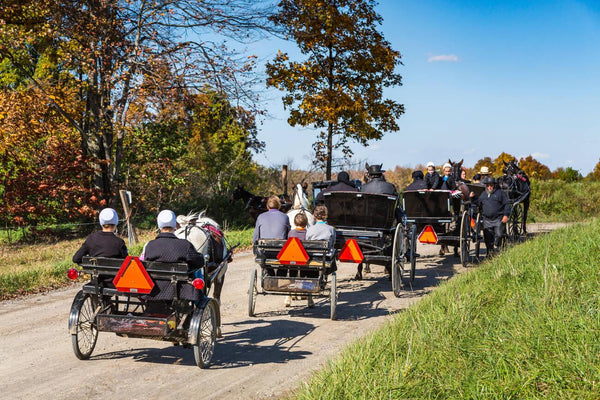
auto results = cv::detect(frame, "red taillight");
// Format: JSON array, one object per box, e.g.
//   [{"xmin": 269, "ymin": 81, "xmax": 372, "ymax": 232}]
[
  {"xmin": 192, "ymin": 278, "xmax": 205, "ymax": 290},
  {"xmin": 67, "ymin": 268, "xmax": 79, "ymax": 280}
]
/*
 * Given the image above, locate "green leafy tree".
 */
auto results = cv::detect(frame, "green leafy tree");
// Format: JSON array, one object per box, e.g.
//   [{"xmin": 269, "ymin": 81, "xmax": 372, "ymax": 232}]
[
  {"xmin": 1, "ymin": 0, "xmax": 272, "ymax": 201},
  {"xmin": 266, "ymin": 0, "xmax": 404, "ymax": 179},
  {"xmin": 552, "ymin": 167, "xmax": 582, "ymax": 182}
]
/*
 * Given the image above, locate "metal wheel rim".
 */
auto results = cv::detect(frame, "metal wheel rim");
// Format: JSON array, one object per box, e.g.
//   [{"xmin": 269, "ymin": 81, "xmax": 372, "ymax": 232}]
[
  {"xmin": 330, "ymin": 272, "xmax": 337, "ymax": 320},
  {"xmin": 460, "ymin": 211, "xmax": 471, "ymax": 267},
  {"xmin": 409, "ymin": 224, "xmax": 417, "ymax": 283},
  {"xmin": 474, "ymin": 214, "xmax": 482, "ymax": 262},
  {"xmin": 248, "ymin": 269, "xmax": 257, "ymax": 317},
  {"xmin": 74, "ymin": 294, "xmax": 98, "ymax": 359},
  {"xmin": 196, "ymin": 303, "xmax": 216, "ymax": 367},
  {"xmin": 391, "ymin": 224, "xmax": 405, "ymax": 296},
  {"xmin": 509, "ymin": 203, "xmax": 523, "ymax": 242}
]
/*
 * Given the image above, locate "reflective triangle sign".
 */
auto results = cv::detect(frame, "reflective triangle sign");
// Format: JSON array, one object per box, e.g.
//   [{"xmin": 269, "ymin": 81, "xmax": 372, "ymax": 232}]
[
  {"xmin": 277, "ymin": 237, "xmax": 309, "ymax": 265},
  {"xmin": 338, "ymin": 239, "xmax": 364, "ymax": 263},
  {"xmin": 418, "ymin": 225, "xmax": 438, "ymax": 244},
  {"xmin": 470, "ymin": 216, "xmax": 476, "ymax": 229},
  {"xmin": 113, "ymin": 256, "xmax": 155, "ymax": 294}
]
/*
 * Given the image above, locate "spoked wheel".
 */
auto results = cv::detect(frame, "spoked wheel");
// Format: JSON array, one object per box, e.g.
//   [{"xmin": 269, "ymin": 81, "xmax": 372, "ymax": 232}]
[
  {"xmin": 192, "ymin": 301, "xmax": 217, "ymax": 369},
  {"xmin": 409, "ymin": 224, "xmax": 417, "ymax": 284},
  {"xmin": 330, "ymin": 272, "xmax": 337, "ymax": 320},
  {"xmin": 459, "ymin": 211, "xmax": 472, "ymax": 267},
  {"xmin": 473, "ymin": 213, "xmax": 483, "ymax": 262},
  {"xmin": 248, "ymin": 269, "xmax": 257, "ymax": 317},
  {"xmin": 69, "ymin": 290, "xmax": 98, "ymax": 360},
  {"xmin": 508, "ymin": 203, "xmax": 524, "ymax": 243},
  {"xmin": 391, "ymin": 224, "xmax": 405, "ymax": 297}
]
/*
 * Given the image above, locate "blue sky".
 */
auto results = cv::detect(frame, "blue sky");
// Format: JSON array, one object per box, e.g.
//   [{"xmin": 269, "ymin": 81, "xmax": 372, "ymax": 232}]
[{"xmin": 249, "ymin": 0, "xmax": 600, "ymax": 174}]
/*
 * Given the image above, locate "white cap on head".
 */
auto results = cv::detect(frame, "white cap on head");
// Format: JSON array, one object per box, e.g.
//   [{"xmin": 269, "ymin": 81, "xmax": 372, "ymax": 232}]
[
  {"xmin": 426, "ymin": 162, "xmax": 435, "ymax": 168},
  {"xmin": 99, "ymin": 208, "xmax": 119, "ymax": 226},
  {"xmin": 157, "ymin": 210, "xmax": 177, "ymax": 229},
  {"xmin": 443, "ymin": 163, "xmax": 452, "ymax": 170}
]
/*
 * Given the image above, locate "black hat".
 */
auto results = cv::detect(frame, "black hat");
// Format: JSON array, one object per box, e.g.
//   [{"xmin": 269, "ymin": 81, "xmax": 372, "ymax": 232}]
[
  {"xmin": 337, "ymin": 171, "xmax": 350, "ymax": 184},
  {"xmin": 412, "ymin": 170, "xmax": 424, "ymax": 179},
  {"xmin": 367, "ymin": 164, "xmax": 385, "ymax": 176},
  {"xmin": 482, "ymin": 176, "xmax": 496, "ymax": 185}
]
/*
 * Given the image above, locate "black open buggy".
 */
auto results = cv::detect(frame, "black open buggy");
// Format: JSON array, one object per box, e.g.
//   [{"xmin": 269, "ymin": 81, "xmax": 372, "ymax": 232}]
[
  {"xmin": 503, "ymin": 186, "xmax": 531, "ymax": 244},
  {"xmin": 321, "ymin": 191, "xmax": 417, "ymax": 297},
  {"xmin": 250, "ymin": 239, "xmax": 338, "ymax": 319},
  {"xmin": 403, "ymin": 185, "xmax": 485, "ymax": 266},
  {"xmin": 68, "ymin": 252, "xmax": 230, "ymax": 368}
]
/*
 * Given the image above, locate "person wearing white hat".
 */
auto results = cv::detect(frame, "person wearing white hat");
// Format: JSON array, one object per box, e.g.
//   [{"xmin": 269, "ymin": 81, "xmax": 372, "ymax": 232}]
[
  {"xmin": 425, "ymin": 162, "xmax": 441, "ymax": 189},
  {"xmin": 73, "ymin": 208, "xmax": 128, "ymax": 264},
  {"xmin": 140, "ymin": 210, "xmax": 204, "ymax": 270},
  {"xmin": 479, "ymin": 166, "xmax": 491, "ymax": 176},
  {"xmin": 440, "ymin": 162, "xmax": 456, "ymax": 191}
]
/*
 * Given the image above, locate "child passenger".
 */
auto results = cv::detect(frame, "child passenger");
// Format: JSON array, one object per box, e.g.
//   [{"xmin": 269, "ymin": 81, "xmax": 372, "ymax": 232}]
[
  {"xmin": 72, "ymin": 208, "xmax": 128, "ymax": 264},
  {"xmin": 288, "ymin": 213, "xmax": 308, "ymax": 241}
]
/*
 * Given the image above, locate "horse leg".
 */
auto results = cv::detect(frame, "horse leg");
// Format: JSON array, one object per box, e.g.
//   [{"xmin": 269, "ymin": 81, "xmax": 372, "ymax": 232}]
[
  {"xmin": 354, "ymin": 263, "xmax": 363, "ymax": 280},
  {"xmin": 523, "ymin": 195, "xmax": 530, "ymax": 235},
  {"xmin": 212, "ymin": 276, "xmax": 224, "ymax": 302}
]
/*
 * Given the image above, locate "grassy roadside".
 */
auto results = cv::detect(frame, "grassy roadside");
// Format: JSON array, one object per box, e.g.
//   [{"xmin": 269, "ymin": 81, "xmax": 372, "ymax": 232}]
[
  {"xmin": 0, "ymin": 228, "xmax": 253, "ymax": 300},
  {"xmin": 294, "ymin": 220, "xmax": 600, "ymax": 399}
]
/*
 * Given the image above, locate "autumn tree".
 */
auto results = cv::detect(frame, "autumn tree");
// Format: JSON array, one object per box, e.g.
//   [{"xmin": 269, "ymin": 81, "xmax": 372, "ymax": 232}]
[
  {"xmin": 0, "ymin": 0, "xmax": 273, "ymax": 201},
  {"xmin": 518, "ymin": 155, "xmax": 551, "ymax": 180},
  {"xmin": 266, "ymin": 0, "xmax": 404, "ymax": 179},
  {"xmin": 587, "ymin": 159, "xmax": 600, "ymax": 181},
  {"xmin": 492, "ymin": 152, "xmax": 517, "ymax": 174}
]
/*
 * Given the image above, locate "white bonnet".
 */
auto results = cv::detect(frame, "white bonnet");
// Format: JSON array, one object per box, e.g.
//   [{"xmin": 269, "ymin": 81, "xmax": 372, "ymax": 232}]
[
  {"xmin": 99, "ymin": 208, "xmax": 118, "ymax": 226},
  {"xmin": 157, "ymin": 210, "xmax": 177, "ymax": 229}
]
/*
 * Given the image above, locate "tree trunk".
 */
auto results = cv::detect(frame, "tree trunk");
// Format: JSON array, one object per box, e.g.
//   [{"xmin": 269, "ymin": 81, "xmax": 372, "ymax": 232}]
[{"xmin": 326, "ymin": 121, "xmax": 333, "ymax": 180}]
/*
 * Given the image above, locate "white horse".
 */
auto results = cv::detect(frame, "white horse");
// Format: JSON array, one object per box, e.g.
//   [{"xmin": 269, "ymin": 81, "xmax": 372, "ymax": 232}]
[
  {"xmin": 287, "ymin": 183, "xmax": 316, "ymax": 229},
  {"xmin": 175, "ymin": 211, "xmax": 229, "ymax": 301}
]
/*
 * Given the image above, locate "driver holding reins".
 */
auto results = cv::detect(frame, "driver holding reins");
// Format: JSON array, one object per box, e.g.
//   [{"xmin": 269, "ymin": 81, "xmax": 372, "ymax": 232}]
[{"xmin": 470, "ymin": 177, "xmax": 510, "ymax": 257}]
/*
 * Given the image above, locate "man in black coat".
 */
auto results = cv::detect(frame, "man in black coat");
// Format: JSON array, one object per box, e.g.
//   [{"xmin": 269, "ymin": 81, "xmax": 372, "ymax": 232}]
[
  {"xmin": 73, "ymin": 208, "xmax": 128, "ymax": 264},
  {"xmin": 404, "ymin": 170, "xmax": 428, "ymax": 191},
  {"xmin": 315, "ymin": 171, "xmax": 358, "ymax": 204},
  {"xmin": 471, "ymin": 177, "xmax": 510, "ymax": 256},
  {"xmin": 361, "ymin": 164, "xmax": 398, "ymax": 196},
  {"xmin": 141, "ymin": 210, "xmax": 204, "ymax": 270}
]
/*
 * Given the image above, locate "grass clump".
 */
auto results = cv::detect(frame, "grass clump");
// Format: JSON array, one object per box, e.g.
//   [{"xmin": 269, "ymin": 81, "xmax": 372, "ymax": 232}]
[{"xmin": 295, "ymin": 220, "xmax": 600, "ymax": 399}]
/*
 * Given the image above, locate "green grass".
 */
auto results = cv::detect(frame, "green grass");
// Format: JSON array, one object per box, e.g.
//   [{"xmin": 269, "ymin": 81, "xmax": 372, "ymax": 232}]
[
  {"xmin": 0, "ymin": 227, "xmax": 254, "ymax": 300},
  {"xmin": 529, "ymin": 180, "xmax": 600, "ymax": 222},
  {"xmin": 294, "ymin": 220, "xmax": 600, "ymax": 399}
]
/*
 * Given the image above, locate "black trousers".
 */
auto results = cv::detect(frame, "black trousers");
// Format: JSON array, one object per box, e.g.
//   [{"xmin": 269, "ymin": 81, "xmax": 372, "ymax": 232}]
[{"xmin": 483, "ymin": 217, "xmax": 505, "ymax": 254}]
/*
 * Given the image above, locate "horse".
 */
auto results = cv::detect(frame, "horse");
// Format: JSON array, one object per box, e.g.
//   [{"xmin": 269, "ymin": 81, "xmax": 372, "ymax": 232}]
[
  {"xmin": 175, "ymin": 211, "xmax": 230, "ymax": 302},
  {"xmin": 498, "ymin": 159, "xmax": 531, "ymax": 234},
  {"xmin": 287, "ymin": 183, "xmax": 316, "ymax": 229},
  {"xmin": 232, "ymin": 185, "xmax": 294, "ymax": 222},
  {"xmin": 232, "ymin": 185, "xmax": 268, "ymax": 222},
  {"xmin": 448, "ymin": 159, "xmax": 470, "ymax": 201}
]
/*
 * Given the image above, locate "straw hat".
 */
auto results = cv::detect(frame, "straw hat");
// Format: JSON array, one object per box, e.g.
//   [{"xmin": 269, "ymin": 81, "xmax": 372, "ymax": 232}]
[{"xmin": 480, "ymin": 166, "xmax": 491, "ymax": 175}]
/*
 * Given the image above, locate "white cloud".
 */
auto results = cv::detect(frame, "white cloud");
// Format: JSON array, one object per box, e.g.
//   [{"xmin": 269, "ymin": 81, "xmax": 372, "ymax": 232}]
[
  {"xmin": 428, "ymin": 54, "xmax": 459, "ymax": 62},
  {"xmin": 531, "ymin": 152, "xmax": 550, "ymax": 159}
]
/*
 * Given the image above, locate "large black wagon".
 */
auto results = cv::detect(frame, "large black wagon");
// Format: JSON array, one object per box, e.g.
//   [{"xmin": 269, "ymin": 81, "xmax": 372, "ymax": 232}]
[
  {"xmin": 67, "ymin": 252, "xmax": 229, "ymax": 368},
  {"xmin": 321, "ymin": 191, "xmax": 417, "ymax": 296},
  {"xmin": 403, "ymin": 186, "xmax": 484, "ymax": 266}
]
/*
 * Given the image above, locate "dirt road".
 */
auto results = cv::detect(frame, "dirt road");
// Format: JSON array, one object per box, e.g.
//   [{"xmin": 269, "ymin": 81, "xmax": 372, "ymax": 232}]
[{"xmin": 0, "ymin": 224, "xmax": 556, "ymax": 400}]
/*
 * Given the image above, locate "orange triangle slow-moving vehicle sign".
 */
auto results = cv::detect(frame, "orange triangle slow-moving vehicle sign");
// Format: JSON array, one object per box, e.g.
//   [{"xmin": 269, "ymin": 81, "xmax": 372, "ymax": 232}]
[
  {"xmin": 338, "ymin": 239, "xmax": 364, "ymax": 263},
  {"xmin": 418, "ymin": 225, "xmax": 438, "ymax": 244},
  {"xmin": 113, "ymin": 256, "xmax": 155, "ymax": 294},
  {"xmin": 277, "ymin": 237, "xmax": 310, "ymax": 265}
]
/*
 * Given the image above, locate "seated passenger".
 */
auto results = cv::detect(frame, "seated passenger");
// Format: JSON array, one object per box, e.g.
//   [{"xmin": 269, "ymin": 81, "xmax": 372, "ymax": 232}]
[
  {"xmin": 140, "ymin": 210, "xmax": 204, "ymax": 270},
  {"xmin": 304, "ymin": 205, "xmax": 336, "ymax": 307},
  {"xmin": 439, "ymin": 162, "xmax": 456, "ymax": 191},
  {"xmin": 361, "ymin": 163, "xmax": 398, "ymax": 196},
  {"xmin": 73, "ymin": 207, "xmax": 128, "ymax": 264},
  {"xmin": 459, "ymin": 167, "xmax": 471, "ymax": 184},
  {"xmin": 404, "ymin": 170, "xmax": 428, "ymax": 191},
  {"xmin": 315, "ymin": 171, "xmax": 357, "ymax": 204},
  {"xmin": 424, "ymin": 162, "xmax": 441, "ymax": 189},
  {"xmin": 284, "ymin": 213, "xmax": 309, "ymax": 306},
  {"xmin": 252, "ymin": 195, "xmax": 290, "ymax": 244}
]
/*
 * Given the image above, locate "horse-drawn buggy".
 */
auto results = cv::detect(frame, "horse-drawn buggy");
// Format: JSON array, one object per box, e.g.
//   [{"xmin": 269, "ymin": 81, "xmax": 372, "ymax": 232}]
[
  {"xmin": 249, "ymin": 239, "xmax": 338, "ymax": 319},
  {"xmin": 321, "ymin": 191, "xmax": 417, "ymax": 297},
  {"xmin": 403, "ymin": 185, "xmax": 485, "ymax": 267},
  {"xmin": 499, "ymin": 160, "xmax": 531, "ymax": 243},
  {"xmin": 68, "ymin": 213, "xmax": 233, "ymax": 369}
]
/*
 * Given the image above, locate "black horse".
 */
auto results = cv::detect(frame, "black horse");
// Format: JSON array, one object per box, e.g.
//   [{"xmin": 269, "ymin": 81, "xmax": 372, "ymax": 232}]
[
  {"xmin": 231, "ymin": 185, "xmax": 292, "ymax": 222},
  {"xmin": 498, "ymin": 160, "xmax": 531, "ymax": 234}
]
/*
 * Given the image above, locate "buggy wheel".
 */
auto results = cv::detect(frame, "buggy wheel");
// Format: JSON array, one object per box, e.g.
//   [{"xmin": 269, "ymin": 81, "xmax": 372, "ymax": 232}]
[
  {"xmin": 460, "ymin": 211, "xmax": 471, "ymax": 267},
  {"xmin": 330, "ymin": 272, "xmax": 337, "ymax": 320},
  {"xmin": 69, "ymin": 290, "xmax": 98, "ymax": 360},
  {"xmin": 409, "ymin": 224, "xmax": 417, "ymax": 284},
  {"xmin": 473, "ymin": 213, "xmax": 483, "ymax": 262},
  {"xmin": 248, "ymin": 269, "xmax": 257, "ymax": 317},
  {"xmin": 193, "ymin": 301, "xmax": 217, "ymax": 369},
  {"xmin": 508, "ymin": 203, "xmax": 524, "ymax": 243},
  {"xmin": 391, "ymin": 224, "xmax": 405, "ymax": 297}
]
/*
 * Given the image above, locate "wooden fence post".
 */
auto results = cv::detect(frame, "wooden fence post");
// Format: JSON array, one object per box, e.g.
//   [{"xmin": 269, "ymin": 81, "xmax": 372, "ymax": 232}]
[{"xmin": 119, "ymin": 190, "xmax": 138, "ymax": 246}]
